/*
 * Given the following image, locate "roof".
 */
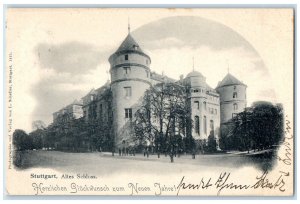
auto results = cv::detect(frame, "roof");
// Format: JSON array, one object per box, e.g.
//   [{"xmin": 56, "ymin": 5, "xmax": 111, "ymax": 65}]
[
  {"xmin": 216, "ymin": 73, "xmax": 246, "ymax": 88},
  {"xmin": 71, "ymin": 99, "xmax": 83, "ymax": 106},
  {"xmin": 186, "ymin": 70, "xmax": 205, "ymax": 78},
  {"xmin": 88, "ymin": 88, "xmax": 96, "ymax": 95},
  {"xmin": 115, "ymin": 34, "xmax": 145, "ymax": 54},
  {"xmin": 150, "ymin": 72, "xmax": 176, "ymax": 83}
]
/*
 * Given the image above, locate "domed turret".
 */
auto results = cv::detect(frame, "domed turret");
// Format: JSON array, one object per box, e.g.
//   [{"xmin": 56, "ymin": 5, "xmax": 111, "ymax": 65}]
[{"xmin": 185, "ymin": 70, "xmax": 206, "ymax": 88}]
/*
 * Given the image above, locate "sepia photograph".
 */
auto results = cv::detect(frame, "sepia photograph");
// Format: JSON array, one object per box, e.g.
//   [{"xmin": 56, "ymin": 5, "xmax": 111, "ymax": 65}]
[{"xmin": 4, "ymin": 7, "xmax": 295, "ymax": 196}]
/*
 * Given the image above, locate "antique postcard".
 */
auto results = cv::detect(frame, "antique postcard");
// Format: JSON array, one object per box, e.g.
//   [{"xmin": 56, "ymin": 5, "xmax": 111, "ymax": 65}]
[{"xmin": 5, "ymin": 8, "xmax": 294, "ymax": 196}]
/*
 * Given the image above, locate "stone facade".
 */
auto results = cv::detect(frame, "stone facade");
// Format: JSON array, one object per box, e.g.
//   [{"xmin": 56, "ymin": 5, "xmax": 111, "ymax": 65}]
[
  {"xmin": 216, "ymin": 74, "xmax": 247, "ymax": 124},
  {"xmin": 184, "ymin": 71, "xmax": 221, "ymax": 142},
  {"xmin": 53, "ymin": 100, "xmax": 83, "ymax": 124},
  {"xmin": 52, "ymin": 32, "xmax": 247, "ymax": 149}
]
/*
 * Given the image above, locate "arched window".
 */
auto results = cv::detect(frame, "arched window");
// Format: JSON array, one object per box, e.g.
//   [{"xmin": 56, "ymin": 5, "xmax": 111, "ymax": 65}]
[
  {"xmin": 203, "ymin": 116, "xmax": 207, "ymax": 134},
  {"xmin": 233, "ymin": 103, "xmax": 238, "ymax": 110},
  {"xmin": 210, "ymin": 120, "xmax": 214, "ymax": 131},
  {"xmin": 194, "ymin": 101, "xmax": 200, "ymax": 109},
  {"xmin": 233, "ymin": 92, "xmax": 237, "ymax": 98},
  {"xmin": 195, "ymin": 116, "xmax": 200, "ymax": 134},
  {"xmin": 210, "ymin": 120, "xmax": 214, "ymax": 135}
]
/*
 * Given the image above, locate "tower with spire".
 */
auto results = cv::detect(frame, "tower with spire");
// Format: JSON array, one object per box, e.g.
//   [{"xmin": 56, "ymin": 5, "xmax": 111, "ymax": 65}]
[
  {"xmin": 108, "ymin": 27, "xmax": 152, "ymax": 148},
  {"xmin": 216, "ymin": 73, "xmax": 247, "ymax": 124}
]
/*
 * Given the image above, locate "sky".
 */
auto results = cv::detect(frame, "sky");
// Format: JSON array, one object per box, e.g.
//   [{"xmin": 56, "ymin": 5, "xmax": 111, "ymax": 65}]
[{"xmin": 7, "ymin": 8, "xmax": 292, "ymax": 132}]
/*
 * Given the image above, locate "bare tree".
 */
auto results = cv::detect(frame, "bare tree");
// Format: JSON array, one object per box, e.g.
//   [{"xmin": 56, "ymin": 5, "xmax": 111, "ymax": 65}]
[{"xmin": 134, "ymin": 82, "xmax": 191, "ymax": 162}]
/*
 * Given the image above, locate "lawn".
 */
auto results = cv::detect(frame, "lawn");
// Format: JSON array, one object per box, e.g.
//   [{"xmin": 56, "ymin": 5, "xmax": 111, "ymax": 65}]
[{"xmin": 13, "ymin": 149, "xmax": 277, "ymax": 176}]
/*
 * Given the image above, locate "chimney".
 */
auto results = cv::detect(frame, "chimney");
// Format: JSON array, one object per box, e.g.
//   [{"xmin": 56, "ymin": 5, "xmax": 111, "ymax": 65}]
[{"xmin": 180, "ymin": 74, "xmax": 184, "ymax": 81}]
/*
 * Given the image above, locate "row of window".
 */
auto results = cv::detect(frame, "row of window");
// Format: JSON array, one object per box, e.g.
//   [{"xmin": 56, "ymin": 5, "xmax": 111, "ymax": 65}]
[
  {"xmin": 124, "ymin": 54, "xmax": 149, "ymax": 65},
  {"xmin": 193, "ymin": 89, "xmax": 204, "ymax": 93},
  {"xmin": 194, "ymin": 115, "xmax": 214, "ymax": 135},
  {"xmin": 193, "ymin": 101, "xmax": 217, "ymax": 114},
  {"xmin": 208, "ymin": 107, "xmax": 218, "ymax": 115},
  {"xmin": 123, "ymin": 67, "xmax": 150, "ymax": 78},
  {"xmin": 84, "ymin": 103, "xmax": 105, "ymax": 120},
  {"xmin": 125, "ymin": 109, "xmax": 214, "ymax": 136},
  {"xmin": 194, "ymin": 101, "xmax": 204, "ymax": 110}
]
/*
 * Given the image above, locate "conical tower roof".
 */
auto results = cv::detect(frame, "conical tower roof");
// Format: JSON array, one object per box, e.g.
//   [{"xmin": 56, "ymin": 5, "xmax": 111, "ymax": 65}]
[
  {"xmin": 115, "ymin": 34, "xmax": 144, "ymax": 54},
  {"xmin": 109, "ymin": 33, "xmax": 150, "ymax": 63},
  {"xmin": 216, "ymin": 73, "xmax": 246, "ymax": 88}
]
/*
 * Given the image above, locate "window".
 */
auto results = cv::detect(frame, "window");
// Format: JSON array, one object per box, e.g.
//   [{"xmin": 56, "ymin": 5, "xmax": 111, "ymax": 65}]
[
  {"xmin": 194, "ymin": 101, "xmax": 200, "ymax": 109},
  {"xmin": 210, "ymin": 120, "xmax": 214, "ymax": 135},
  {"xmin": 133, "ymin": 45, "xmax": 138, "ymax": 50},
  {"xmin": 125, "ymin": 54, "xmax": 128, "ymax": 60},
  {"xmin": 215, "ymin": 109, "xmax": 217, "ymax": 114},
  {"xmin": 233, "ymin": 92, "xmax": 237, "ymax": 98},
  {"xmin": 203, "ymin": 116, "xmax": 207, "ymax": 134},
  {"xmin": 232, "ymin": 113, "xmax": 237, "ymax": 118},
  {"xmin": 203, "ymin": 101, "xmax": 207, "ymax": 110},
  {"xmin": 124, "ymin": 87, "xmax": 132, "ymax": 97},
  {"xmin": 193, "ymin": 89, "xmax": 199, "ymax": 93},
  {"xmin": 123, "ymin": 67, "xmax": 131, "ymax": 75},
  {"xmin": 146, "ymin": 70, "xmax": 149, "ymax": 78},
  {"xmin": 234, "ymin": 86, "xmax": 236, "ymax": 90},
  {"xmin": 195, "ymin": 116, "xmax": 200, "ymax": 134},
  {"xmin": 125, "ymin": 108, "xmax": 132, "ymax": 119},
  {"xmin": 146, "ymin": 59, "xmax": 149, "ymax": 65},
  {"xmin": 210, "ymin": 120, "xmax": 214, "ymax": 131},
  {"xmin": 91, "ymin": 95, "xmax": 94, "ymax": 101},
  {"xmin": 233, "ymin": 103, "xmax": 238, "ymax": 110}
]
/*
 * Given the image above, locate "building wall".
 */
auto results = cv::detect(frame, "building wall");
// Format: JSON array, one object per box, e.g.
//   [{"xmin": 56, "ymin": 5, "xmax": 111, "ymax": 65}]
[
  {"xmin": 72, "ymin": 104, "xmax": 84, "ymax": 119},
  {"xmin": 110, "ymin": 51, "xmax": 151, "ymax": 149},
  {"xmin": 190, "ymin": 92, "xmax": 220, "ymax": 140},
  {"xmin": 217, "ymin": 84, "xmax": 247, "ymax": 123},
  {"xmin": 110, "ymin": 52, "xmax": 150, "ymax": 70},
  {"xmin": 52, "ymin": 103, "xmax": 83, "ymax": 124},
  {"xmin": 185, "ymin": 74, "xmax": 221, "ymax": 142}
]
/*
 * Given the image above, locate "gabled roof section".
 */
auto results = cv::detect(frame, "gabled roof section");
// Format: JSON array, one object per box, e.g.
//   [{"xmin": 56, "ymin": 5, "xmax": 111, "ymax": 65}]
[{"xmin": 216, "ymin": 73, "xmax": 246, "ymax": 88}]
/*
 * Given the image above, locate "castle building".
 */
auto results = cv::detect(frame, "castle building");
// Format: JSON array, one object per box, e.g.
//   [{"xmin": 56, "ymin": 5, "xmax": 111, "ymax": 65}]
[{"xmin": 53, "ymin": 30, "xmax": 247, "ymax": 150}]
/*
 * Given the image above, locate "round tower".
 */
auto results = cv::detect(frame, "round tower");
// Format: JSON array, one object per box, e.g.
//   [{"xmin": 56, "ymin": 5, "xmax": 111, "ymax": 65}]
[
  {"xmin": 184, "ymin": 70, "xmax": 207, "ymax": 140},
  {"xmin": 216, "ymin": 73, "xmax": 247, "ymax": 124},
  {"xmin": 109, "ymin": 33, "xmax": 151, "ymax": 149}
]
